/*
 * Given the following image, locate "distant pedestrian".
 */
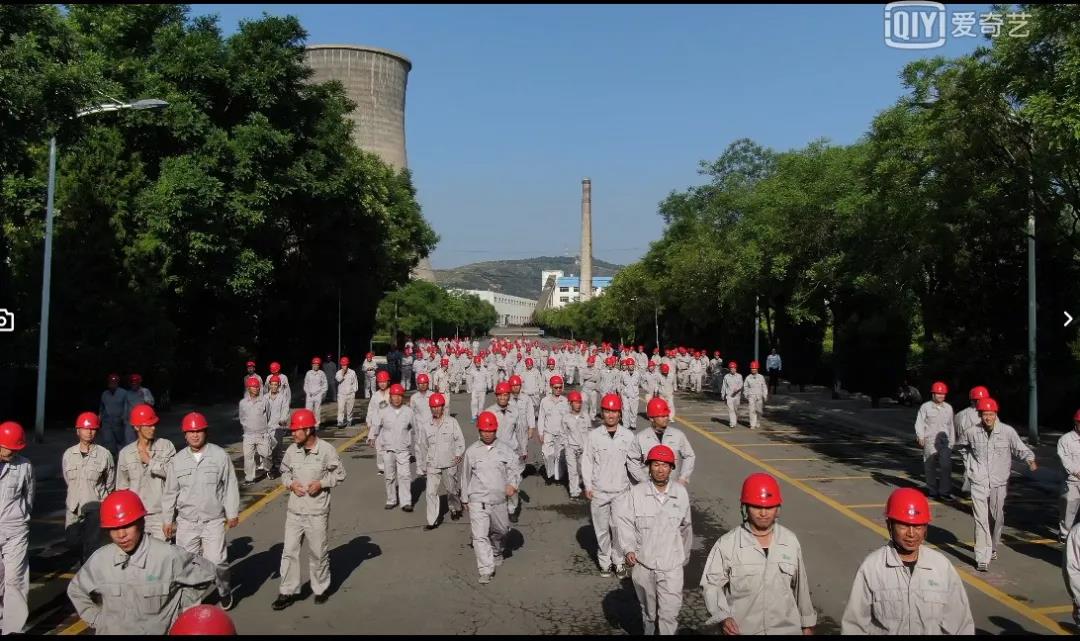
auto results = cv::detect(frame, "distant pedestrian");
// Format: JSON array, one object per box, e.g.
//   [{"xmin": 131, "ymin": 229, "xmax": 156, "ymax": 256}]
[
  {"xmin": 99, "ymin": 373, "xmax": 132, "ymax": 457},
  {"xmin": 335, "ymin": 357, "xmax": 360, "ymax": 428},
  {"xmin": 304, "ymin": 357, "xmax": 328, "ymax": 429},
  {"xmin": 127, "ymin": 374, "xmax": 155, "ymax": 407},
  {"xmin": 743, "ymin": 361, "xmax": 768, "ymax": 430},
  {"xmin": 239, "ymin": 377, "xmax": 273, "ymax": 486},
  {"xmin": 321, "ymin": 354, "xmax": 338, "ymax": 403},
  {"xmin": 721, "ymin": 362, "xmax": 743, "ymax": 429},
  {"xmin": 765, "ymin": 348, "xmax": 782, "ymax": 395},
  {"xmin": 914, "ymin": 381, "xmax": 955, "ymax": 499}
]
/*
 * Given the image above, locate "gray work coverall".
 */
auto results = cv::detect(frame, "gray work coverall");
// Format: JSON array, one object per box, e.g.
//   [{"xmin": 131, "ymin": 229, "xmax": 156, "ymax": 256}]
[
  {"xmin": 336, "ymin": 368, "xmax": 360, "ymax": 426},
  {"xmin": 743, "ymin": 373, "xmax": 768, "ymax": 429},
  {"xmin": 721, "ymin": 374, "xmax": 744, "ymax": 428},
  {"xmin": 371, "ymin": 406, "xmax": 414, "ymax": 507},
  {"xmin": 467, "ymin": 367, "xmax": 490, "ymax": 420},
  {"xmin": 67, "ymin": 534, "xmax": 217, "ymax": 634},
  {"xmin": 615, "ymin": 480, "xmax": 693, "ymax": 635},
  {"xmin": 537, "ymin": 395, "xmax": 569, "ymax": 481},
  {"xmin": 0, "ymin": 456, "xmax": 33, "ymax": 634},
  {"xmin": 117, "ymin": 438, "xmax": 177, "ymax": 541},
  {"xmin": 162, "ymin": 444, "xmax": 241, "ymax": 599},
  {"xmin": 98, "ymin": 388, "xmax": 133, "ymax": 456},
  {"xmin": 417, "ymin": 416, "xmax": 466, "ymax": 526},
  {"xmin": 239, "ymin": 394, "xmax": 273, "ymax": 482},
  {"xmin": 914, "ymin": 400, "xmax": 955, "ymax": 497},
  {"xmin": 1059, "ymin": 429, "xmax": 1080, "ymax": 538},
  {"xmin": 700, "ymin": 523, "xmax": 817, "ymax": 635},
  {"xmin": 581, "ymin": 426, "xmax": 637, "ymax": 572},
  {"xmin": 278, "ymin": 437, "xmax": 347, "ymax": 597},
  {"xmin": 564, "ymin": 412, "xmax": 593, "ymax": 499},
  {"xmin": 629, "ymin": 427, "xmax": 696, "ymax": 486},
  {"xmin": 460, "ymin": 440, "xmax": 522, "ymax": 578},
  {"xmin": 61, "ymin": 444, "xmax": 115, "ymax": 561}
]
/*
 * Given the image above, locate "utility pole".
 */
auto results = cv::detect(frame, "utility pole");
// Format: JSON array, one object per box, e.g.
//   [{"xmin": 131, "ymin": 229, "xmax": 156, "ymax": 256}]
[
  {"xmin": 337, "ymin": 286, "xmax": 342, "ymax": 361},
  {"xmin": 754, "ymin": 296, "xmax": 760, "ymax": 364},
  {"xmin": 654, "ymin": 303, "xmax": 660, "ymax": 351}
]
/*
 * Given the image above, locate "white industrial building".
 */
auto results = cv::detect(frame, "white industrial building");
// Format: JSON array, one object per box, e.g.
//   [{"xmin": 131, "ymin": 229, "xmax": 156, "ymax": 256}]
[
  {"xmin": 452, "ymin": 289, "xmax": 537, "ymax": 327},
  {"xmin": 538, "ymin": 270, "xmax": 613, "ymax": 309}
]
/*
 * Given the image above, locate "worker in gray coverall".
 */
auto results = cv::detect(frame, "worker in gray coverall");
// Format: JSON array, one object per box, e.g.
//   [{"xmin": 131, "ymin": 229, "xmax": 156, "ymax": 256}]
[
  {"xmin": 239, "ymin": 377, "xmax": 273, "ymax": 485},
  {"xmin": 0, "ymin": 421, "xmax": 34, "ymax": 634},
  {"xmin": 1059, "ymin": 409, "xmax": 1080, "ymax": 542},
  {"xmin": 700, "ymin": 473, "xmax": 815, "ymax": 635},
  {"xmin": 117, "ymin": 404, "xmax": 176, "ymax": 542},
  {"xmin": 841, "ymin": 488, "xmax": 974, "ymax": 634},
  {"xmin": 616, "ymin": 444, "xmax": 693, "ymax": 636},
  {"xmin": 67, "ymin": 490, "xmax": 217, "ymax": 634},
  {"xmin": 63, "ymin": 412, "xmax": 115, "ymax": 562},
  {"xmin": 417, "ymin": 394, "xmax": 465, "ymax": 529},
  {"xmin": 368, "ymin": 385, "xmax": 415, "ymax": 511},
  {"xmin": 1063, "ymin": 509, "xmax": 1080, "ymax": 626},
  {"xmin": 955, "ymin": 397, "xmax": 1036, "ymax": 572},
  {"xmin": 743, "ymin": 361, "xmax": 768, "ymax": 430},
  {"xmin": 721, "ymin": 363, "xmax": 743, "ymax": 429},
  {"xmin": 272, "ymin": 409, "xmax": 346, "ymax": 611},
  {"xmin": 914, "ymin": 381, "xmax": 955, "ymax": 499},
  {"xmin": 460, "ymin": 411, "xmax": 522, "ymax": 585},
  {"xmin": 629, "ymin": 398, "xmax": 694, "ymax": 487},
  {"xmin": 304, "ymin": 357, "xmax": 328, "ymax": 428},
  {"xmin": 98, "ymin": 373, "xmax": 133, "ymax": 457},
  {"xmin": 162, "ymin": 412, "xmax": 241, "ymax": 610},
  {"xmin": 321, "ymin": 354, "xmax": 338, "ymax": 403},
  {"xmin": 581, "ymin": 394, "xmax": 637, "ymax": 580},
  {"xmin": 486, "ymin": 382, "xmax": 525, "ymax": 522},
  {"xmin": 563, "ymin": 391, "xmax": 592, "ymax": 500},
  {"xmin": 955, "ymin": 386, "xmax": 990, "ymax": 498}
]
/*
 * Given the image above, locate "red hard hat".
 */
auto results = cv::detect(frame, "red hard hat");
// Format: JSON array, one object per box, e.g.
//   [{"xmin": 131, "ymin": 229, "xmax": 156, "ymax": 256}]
[
  {"xmin": 714, "ymin": 350, "xmax": 721, "ymax": 356},
  {"xmin": 547, "ymin": 358, "xmax": 556, "ymax": 366},
  {"xmin": 269, "ymin": 362, "xmax": 281, "ymax": 374},
  {"xmin": 885, "ymin": 488, "xmax": 931, "ymax": 525},
  {"xmin": 340, "ymin": 356, "xmax": 351, "ymax": 367},
  {"xmin": 1075, "ymin": 408, "xmax": 1080, "ymax": 423},
  {"xmin": 181, "ymin": 412, "xmax": 209, "ymax": 432},
  {"xmin": 969, "ymin": 385, "xmax": 989, "ymax": 400},
  {"xmin": 268, "ymin": 374, "xmax": 281, "ymax": 384},
  {"xmin": 495, "ymin": 382, "xmax": 511, "ymax": 395},
  {"xmin": 289, "ymin": 409, "xmax": 317, "ymax": 431},
  {"xmin": 441, "ymin": 358, "xmax": 450, "ymax": 366},
  {"xmin": 587, "ymin": 355, "xmax": 596, "ymax": 364},
  {"xmin": 931, "ymin": 381, "xmax": 948, "ymax": 395},
  {"xmin": 625, "ymin": 358, "xmax": 635, "ymax": 366},
  {"xmin": 646, "ymin": 444, "xmax": 676, "ymax": 466},
  {"xmin": 605, "ymin": 356, "xmax": 617, "ymax": 367},
  {"xmin": 129, "ymin": 373, "xmax": 143, "ymax": 385},
  {"xmin": 416, "ymin": 374, "xmax": 430, "ymax": 385},
  {"xmin": 474, "ymin": 357, "xmax": 483, "ymax": 364},
  {"xmin": 549, "ymin": 375, "xmax": 564, "ymax": 387},
  {"xmin": 601, "ymin": 394, "xmax": 623, "ymax": 411},
  {"xmin": 750, "ymin": 361, "xmax": 760, "ymax": 370},
  {"xmin": 0, "ymin": 422, "xmax": 25, "ymax": 452},
  {"xmin": 169, "ymin": 604, "xmax": 237, "ymax": 636},
  {"xmin": 728, "ymin": 361, "xmax": 737, "ymax": 369},
  {"xmin": 129, "ymin": 404, "xmax": 159, "ymax": 427},
  {"xmin": 740, "ymin": 472, "xmax": 782, "ymax": 508},
  {"xmin": 75, "ymin": 412, "xmax": 101, "ymax": 430},
  {"xmin": 567, "ymin": 390, "xmax": 583, "ymax": 403},
  {"xmin": 647, "ymin": 397, "xmax": 670, "ymax": 418},
  {"xmin": 660, "ymin": 364, "xmax": 670, "ymax": 374},
  {"xmin": 245, "ymin": 361, "xmax": 256, "ymax": 368},
  {"xmin": 376, "ymin": 370, "xmax": 390, "ymax": 383},
  {"xmin": 99, "ymin": 489, "xmax": 147, "ymax": 528},
  {"xmin": 508, "ymin": 375, "xmax": 523, "ymax": 387},
  {"xmin": 311, "ymin": 356, "xmax": 322, "ymax": 366},
  {"xmin": 366, "ymin": 352, "xmax": 374, "ymax": 359},
  {"xmin": 389, "ymin": 384, "xmax": 405, "ymax": 396},
  {"xmin": 647, "ymin": 361, "xmax": 656, "ymax": 368},
  {"xmin": 525, "ymin": 358, "xmax": 534, "ymax": 367},
  {"xmin": 477, "ymin": 411, "xmax": 499, "ymax": 432},
  {"xmin": 245, "ymin": 376, "xmax": 261, "ymax": 388},
  {"xmin": 429, "ymin": 393, "xmax": 446, "ymax": 409},
  {"xmin": 976, "ymin": 397, "xmax": 999, "ymax": 413}
]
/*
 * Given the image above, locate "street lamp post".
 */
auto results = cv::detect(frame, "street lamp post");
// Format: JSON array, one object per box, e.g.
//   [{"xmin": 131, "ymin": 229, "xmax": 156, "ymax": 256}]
[{"xmin": 34, "ymin": 98, "xmax": 168, "ymax": 443}]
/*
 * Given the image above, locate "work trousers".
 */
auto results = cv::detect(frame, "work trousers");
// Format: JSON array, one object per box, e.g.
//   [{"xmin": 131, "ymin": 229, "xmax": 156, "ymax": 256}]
[
  {"xmin": 470, "ymin": 390, "xmax": 486, "ymax": 420},
  {"xmin": 279, "ymin": 512, "xmax": 330, "ymax": 597},
  {"xmin": 583, "ymin": 388, "xmax": 597, "ymax": 420},
  {"xmin": 242, "ymin": 433, "xmax": 272, "ymax": 482},
  {"xmin": 566, "ymin": 447, "xmax": 584, "ymax": 498},
  {"xmin": 469, "ymin": 500, "xmax": 509, "ymax": 578},
  {"xmin": 145, "ymin": 513, "xmax": 167, "ymax": 542},
  {"xmin": 746, "ymin": 396, "xmax": 764, "ymax": 429},
  {"xmin": 726, "ymin": 396, "xmax": 740, "ymax": 428},
  {"xmin": 622, "ymin": 394, "xmax": 639, "ymax": 430},
  {"xmin": 402, "ymin": 369, "xmax": 413, "ymax": 391},
  {"xmin": 541, "ymin": 435, "xmax": 566, "ymax": 481},
  {"xmin": 425, "ymin": 467, "xmax": 462, "ymax": 526},
  {"xmin": 177, "ymin": 517, "xmax": 230, "ymax": 597},
  {"xmin": 97, "ymin": 420, "xmax": 129, "ymax": 459},
  {"xmin": 970, "ymin": 483, "xmax": 1006, "ymax": 565},
  {"xmin": 661, "ymin": 392, "xmax": 675, "ymax": 420},
  {"xmin": 305, "ymin": 396, "xmax": 323, "ymax": 426},
  {"xmin": 922, "ymin": 439, "xmax": 952, "ymax": 496},
  {"xmin": 1061, "ymin": 482, "xmax": 1080, "ymax": 538},
  {"xmin": 364, "ymin": 375, "xmax": 376, "ymax": 399},
  {"xmin": 590, "ymin": 489, "xmax": 625, "ymax": 570},
  {"xmin": 337, "ymin": 396, "xmax": 356, "ymax": 426},
  {"xmin": 0, "ymin": 530, "xmax": 29, "ymax": 634},
  {"xmin": 383, "ymin": 450, "xmax": 412, "ymax": 507},
  {"xmin": 631, "ymin": 563, "xmax": 683, "ymax": 636},
  {"xmin": 64, "ymin": 505, "xmax": 107, "ymax": 563}
]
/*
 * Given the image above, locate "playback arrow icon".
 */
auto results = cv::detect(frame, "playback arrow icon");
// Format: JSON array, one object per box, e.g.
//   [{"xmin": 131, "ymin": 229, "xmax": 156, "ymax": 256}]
[{"xmin": 1067, "ymin": 311, "xmax": 1075, "ymax": 328}]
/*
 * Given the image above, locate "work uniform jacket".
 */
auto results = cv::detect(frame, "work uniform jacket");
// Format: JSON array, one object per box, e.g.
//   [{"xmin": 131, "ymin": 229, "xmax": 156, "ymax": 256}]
[
  {"xmin": 620, "ymin": 370, "xmax": 643, "ymax": 398},
  {"xmin": 537, "ymin": 395, "xmax": 569, "ymax": 441},
  {"xmin": 417, "ymin": 415, "xmax": 466, "ymax": 472},
  {"xmin": 280, "ymin": 437, "xmax": 346, "ymax": 515},
  {"xmin": 487, "ymin": 403, "xmax": 526, "ymax": 457},
  {"xmin": 581, "ymin": 426, "xmax": 637, "ymax": 495},
  {"xmin": 67, "ymin": 534, "xmax": 217, "ymax": 635},
  {"xmin": 410, "ymin": 391, "xmax": 434, "ymax": 429},
  {"xmin": 1059, "ymin": 430, "xmax": 1080, "ymax": 486},
  {"xmin": 162, "ymin": 444, "xmax": 241, "ymax": 524},
  {"xmin": 335, "ymin": 367, "xmax": 360, "ymax": 399},
  {"xmin": 239, "ymin": 394, "xmax": 272, "ymax": 436},
  {"xmin": 615, "ymin": 480, "xmax": 692, "ymax": 571},
  {"xmin": 99, "ymin": 388, "xmax": 131, "ymax": 429},
  {"xmin": 721, "ymin": 374, "xmax": 744, "ymax": 400},
  {"xmin": 563, "ymin": 411, "xmax": 593, "ymax": 453},
  {"xmin": 0, "ymin": 455, "xmax": 34, "ymax": 537},
  {"xmin": 700, "ymin": 523, "xmax": 817, "ymax": 634},
  {"xmin": 117, "ymin": 439, "xmax": 176, "ymax": 517},
  {"xmin": 955, "ymin": 421, "xmax": 1035, "ymax": 488},
  {"xmin": 744, "ymin": 373, "xmax": 768, "ymax": 400},
  {"xmin": 266, "ymin": 391, "xmax": 291, "ymax": 430},
  {"xmin": 460, "ymin": 440, "xmax": 522, "ymax": 506},
  {"xmin": 372, "ymin": 405, "xmax": 414, "ymax": 453},
  {"xmin": 629, "ymin": 427, "xmax": 696, "ymax": 484},
  {"xmin": 520, "ymin": 369, "xmax": 543, "ymax": 397},
  {"xmin": 841, "ymin": 543, "xmax": 974, "ymax": 634},
  {"xmin": 303, "ymin": 370, "xmax": 328, "ymax": 401},
  {"xmin": 62, "ymin": 444, "xmax": 115, "ymax": 515},
  {"xmin": 914, "ymin": 401, "xmax": 955, "ymax": 449}
]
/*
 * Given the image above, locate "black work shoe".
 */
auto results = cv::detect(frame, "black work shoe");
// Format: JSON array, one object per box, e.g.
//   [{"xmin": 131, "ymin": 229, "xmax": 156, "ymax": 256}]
[
  {"xmin": 402, "ymin": 504, "xmax": 414, "ymax": 513},
  {"xmin": 509, "ymin": 512, "xmax": 519, "ymax": 523},
  {"xmin": 241, "ymin": 480, "xmax": 257, "ymax": 487},
  {"xmin": 450, "ymin": 511, "xmax": 462, "ymax": 521},
  {"xmin": 220, "ymin": 593, "xmax": 234, "ymax": 611},
  {"xmin": 271, "ymin": 594, "xmax": 294, "ymax": 610},
  {"xmin": 424, "ymin": 524, "xmax": 438, "ymax": 531},
  {"xmin": 314, "ymin": 593, "xmax": 329, "ymax": 605},
  {"xmin": 384, "ymin": 503, "xmax": 398, "ymax": 510}
]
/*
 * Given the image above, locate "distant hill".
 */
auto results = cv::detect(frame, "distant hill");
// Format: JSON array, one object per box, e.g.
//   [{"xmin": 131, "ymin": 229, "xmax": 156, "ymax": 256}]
[{"xmin": 435, "ymin": 256, "xmax": 623, "ymax": 300}]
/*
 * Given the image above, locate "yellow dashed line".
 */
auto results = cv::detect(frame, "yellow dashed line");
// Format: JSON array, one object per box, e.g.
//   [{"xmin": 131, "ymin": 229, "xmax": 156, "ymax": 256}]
[
  {"xmin": 794, "ymin": 475, "xmax": 873, "ymax": 481},
  {"xmin": 673, "ymin": 413, "xmax": 1068, "ymax": 636},
  {"xmin": 1037, "ymin": 605, "xmax": 1075, "ymax": 615}
]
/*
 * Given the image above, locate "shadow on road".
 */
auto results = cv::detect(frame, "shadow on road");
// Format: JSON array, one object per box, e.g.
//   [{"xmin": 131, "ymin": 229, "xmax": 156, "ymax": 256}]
[
  {"xmin": 410, "ymin": 477, "xmax": 426, "ymax": 506},
  {"xmin": 601, "ymin": 578, "xmax": 644, "ymax": 635},
  {"xmin": 326, "ymin": 535, "xmax": 382, "ymax": 596},
  {"xmin": 575, "ymin": 524, "xmax": 599, "ymax": 566},
  {"xmin": 227, "ymin": 536, "xmax": 254, "ymax": 563},
  {"xmin": 231, "ymin": 542, "xmax": 284, "ymax": 604}
]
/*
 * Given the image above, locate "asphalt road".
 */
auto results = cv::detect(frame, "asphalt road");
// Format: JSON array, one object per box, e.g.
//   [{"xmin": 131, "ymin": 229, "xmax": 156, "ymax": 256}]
[{"xmin": 38, "ymin": 373, "xmax": 1079, "ymax": 635}]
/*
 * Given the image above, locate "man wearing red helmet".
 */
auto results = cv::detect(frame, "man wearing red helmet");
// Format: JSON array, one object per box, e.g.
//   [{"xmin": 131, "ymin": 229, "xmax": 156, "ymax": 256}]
[
  {"xmin": 372, "ymin": 384, "xmax": 417, "ymax": 511},
  {"xmin": 537, "ymin": 376, "xmax": 570, "ymax": 487},
  {"xmin": 582, "ymin": 394, "xmax": 637, "ymax": 579},
  {"xmin": 263, "ymin": 362, "xmax": 291, "ymax": 400},
  {"xmin": 688, "ymin": 351, "xmax": 705, "ymax": 393},
  {"xmin": 401, "ymin": 347, "xmax": 415, "ymax": 392},
  {"xmin": 272, "ymin": 409, "xmax": 347, "ymax": 610},
  {"xmin": 321, "ymin": 354, "xmax": 338, "ymax": 404},
  {"xmin": 658, "ymin": 363, "xmax": 676, "ymax": 419},
  {"xmin": 955, "ymin": 386, "xmax": 990, "ymax": 498},
  {"xmin": 433, "ymin": 358, "xmax": 451, "ymax": 394},
  {"xmin": 63, "ymin": 411, "xmax": 116, "ymax": 562},
  {"xmin": 242, "ymin": 361, "xmax": 261, "ymax": 396},
  {"xmin": 417, "ymin": 394, "xmax": 466, "ymax": 529},
  {"xmin": 486, "ymin": 382, "xmax": 526, "ymax": 521},
  {"xmin": 0, "ymin": 421, "xmax": 33, "ymax": 633},
  {"xmin": 616, "ymin": 445, "xmax": 692, "ymax": 635},
  {"xmin": 620, "ymin": 359, "xmax": 643, "ymax": 431},
  {"xmin": 410, "ymin": 374, "xmax": 436, "ymax": 440},
  {"xmin": 163, "ymin": 413, "xmax": 241, "ymax": 610},
  {"xmin": 630, "ymin": 398, "xmax": 695, "ymax": 487},
  {"xmin": 467, "ymin": 357, "xmax": 491, "ymax": 423},
  {"xmin": 361, "ymin": 353, "xmax": 378, "ymax": 399},
  {"xmin": 520, "ymin": 358, "xmax": 543, "ymax": 416},
  {"xmin": 365, "ymin": 370, "xmax": 393, "ymax": 475},
  {"xmin": 914, "ymin": 381, "xmax": 955, "ymax": 499},
  {"xmin": 118, "ymin": 404, "xmax": 176, "ymax": 542},
  {"xmin": 675, "ymin": 348, "xmax": 691, "ymax": 391},
  {"xmin": 744, "ymin": 362, "xmax": 768, "ymax": 430},
  {"xmin": 239, "ymin": 376, "xmax": 273, "ymax": 486},
  {"xmin": 303, "ymin": 357, "xmax": 328, "ymax": 429},
  {"xmin": 700, "ymin": 473, "xmax": 814, "ymax": 635},
  {"xmin": 460, "ymin": 412, "xmax": 522, "ymax": 585},
  {"xmin": 1058, "ymin": 409, "xmax": 1080, "ymax": 541},
  {"xmin": 721, "ymin": 363, "xmax": 744, "ymax": 429},
  {"xmin": 841, "ymin": 488, "xmax": 973, "ymax": 633},
  {"xmin": 335, "ymin": 357, "xmax": 360, "ymax": 428},
  {"xmin": 580, "ymin": 355, "xmax": 600, "ymax": 418},
  {"xmin": 563, "ymin": 391, "xmax": 592, "ymax": 500},
  {"xmin": 99, "ymin": 373, "xmax": 133, "ymax": 457},
  {"xmin": 127, "ymin": 373, "xmax": 155, "ymax": 408},
  {"xmin": 954, "ymin": 397, "xmax": 1036, "ymax": 571},
  {"xmin": 67, "ymin": 490, "xmax": 218, "ymax": 634}
]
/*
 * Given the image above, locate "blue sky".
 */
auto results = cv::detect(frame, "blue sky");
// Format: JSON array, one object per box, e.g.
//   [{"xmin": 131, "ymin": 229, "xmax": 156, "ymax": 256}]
[{"xmin": 196, "ymin": 4, "xmax": 995, "ymax": 269}]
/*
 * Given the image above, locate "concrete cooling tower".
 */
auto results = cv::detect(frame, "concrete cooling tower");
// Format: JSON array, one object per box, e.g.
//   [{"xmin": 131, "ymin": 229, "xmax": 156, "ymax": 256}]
[{"xmin": 304, "ymin": 44, "xmax": 437, "ymax": 283}]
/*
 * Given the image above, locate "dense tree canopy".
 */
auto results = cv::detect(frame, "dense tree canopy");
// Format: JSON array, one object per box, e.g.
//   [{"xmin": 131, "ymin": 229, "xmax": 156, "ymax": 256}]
[
  {"xmin": 375, "ymin": 281, "xmax": 499, "ymax": 344},
  {"xmin": 0, "ymin": 5, "xmax": 437, "ymax": 418}
]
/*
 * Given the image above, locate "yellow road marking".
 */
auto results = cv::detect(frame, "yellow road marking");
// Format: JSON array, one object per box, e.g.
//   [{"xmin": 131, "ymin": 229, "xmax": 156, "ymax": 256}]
[
  {"xmin": 59, "ymin": 429, "xmax": 369, "ymax": 636},
  {"xmin": 32, "ymin": 570, "xmax": 75, "ymax": 582},
  {"xmin": 673, "ymin": 413, "xmax": 1068, "ymax": 636},
  {"xmin": 761, "ymin": 458, "xmax": 821, "ymax": 462},
  {"xmin": 731, "ymin": 441, "xmax": 895, "ymax": 447},
  {"xmin": 794, "ymin": 475, "xmax": 873, "ymax": 481},
  {"xmin": 1037, "ymin": 605, "xmax": 1075, "ymax": 615},
  {"xmin": 844, "ymin": 503, "xmax": 887, "ymax": 509}
]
